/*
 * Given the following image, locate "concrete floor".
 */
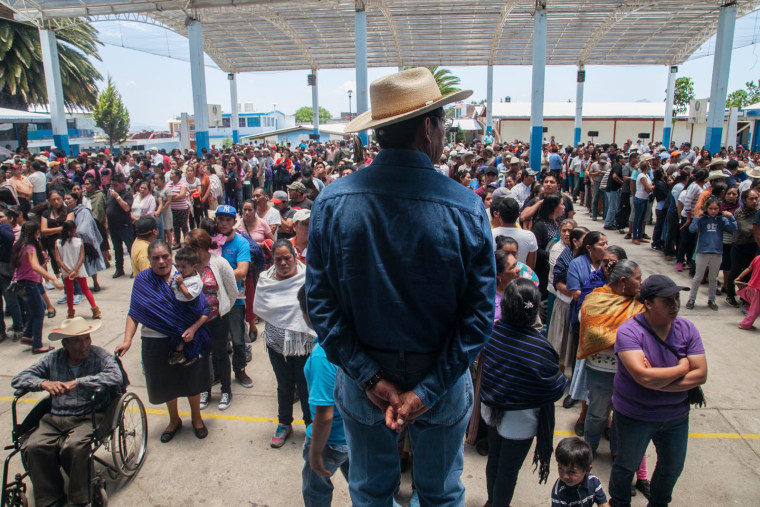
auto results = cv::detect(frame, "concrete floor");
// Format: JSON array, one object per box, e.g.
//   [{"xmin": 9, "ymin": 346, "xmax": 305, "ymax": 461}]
[{"xmin": 0, "ymin": 207, "xmax": 759, "ymax": 506}]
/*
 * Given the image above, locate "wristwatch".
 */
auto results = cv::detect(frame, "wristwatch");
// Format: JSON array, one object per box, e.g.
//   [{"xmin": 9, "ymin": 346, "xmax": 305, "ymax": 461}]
[{"xmin": 362, "ymin": 370, "xmax": 383, "ymax": 392}]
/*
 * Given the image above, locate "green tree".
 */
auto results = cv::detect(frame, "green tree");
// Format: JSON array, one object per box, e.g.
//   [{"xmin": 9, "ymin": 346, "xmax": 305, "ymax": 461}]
[
  {"xmin": 92, "ymin": 76, "xmax": 130, "ymax": 149},
  {"xmin": 295, "ymin": 106, "xmax": 332, "ymax": 123},
  {"xmin": 673, "ymin": 77, "xmax": 695, "ymax": 121},
  {"xmin": 727, "ymin": 80, "xmax": 760, "ymax": 108},
  {"xmin": 0, "ymin": 17, "xmax": 102, "ymax": 147},
  {"xmin": 405, "ymin": 66, "xmax": 461, "ymax": 95}
]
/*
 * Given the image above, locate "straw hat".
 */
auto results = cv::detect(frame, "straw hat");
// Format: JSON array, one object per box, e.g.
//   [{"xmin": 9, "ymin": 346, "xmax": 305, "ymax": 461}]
[
  {"xmin": 345, "ymin": 67, "xmax": 472, "ymax": 133},
  {"xmin": 706, "ymin": 170, "xmax": 727, "ymax": 182},
  {"xmin": 709, "ymin": 157, "xmax": 727, "ymax": 167},
  {"xmin": 48, "ymin": 317, "xmax": 102, "ymax": 341},
  {"xmin": 746, "ymin": 167, "xmax": 760, "ymax": 179}
]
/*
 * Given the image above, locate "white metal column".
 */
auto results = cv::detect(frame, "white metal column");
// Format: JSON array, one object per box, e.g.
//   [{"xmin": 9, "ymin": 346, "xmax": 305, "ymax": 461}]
[
  {"xmin": 229, "ymin": 73, "xmax": 239, "ymax": 144},
  {"xmin": 663, "ymin": 65, "xmax": 678, "ymax": 150},
  {"xmin": 38, "ymin": 28, "xmax": 69, "ymax": 155},
  {"xmin": 311, "ymin": 69, "xmax": 319, "ymax": 138},
  {"xmin": 529, "ymin": 2, "xmax": 547, "ymax": 172},
  {"xmin": 188, "ymin": 19, "xmax": 209, "ymax": 153},
  {"xmin": 355, "ymin": 1, "xmax": 368, "ymax": 145},
  {"xmin": 574, "ymin": 66, "xmax": 585, "ymax": 146},
  {"xmin": 705, "ymin": 3, "xmax": 737, "ymax": 154},
  {"xmin": 486, "ymin": 65, "xmax": 494, "ymax": 138}
]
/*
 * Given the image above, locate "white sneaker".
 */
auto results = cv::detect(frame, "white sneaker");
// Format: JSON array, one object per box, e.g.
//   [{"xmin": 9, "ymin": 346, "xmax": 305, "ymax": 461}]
[
  {"xmin": 199, "ymin": 391, "xmax": 210, "ymax": 410},
  {"xmin": 218, "ymin": 392, "xmax": 231, "ymax": 411}
]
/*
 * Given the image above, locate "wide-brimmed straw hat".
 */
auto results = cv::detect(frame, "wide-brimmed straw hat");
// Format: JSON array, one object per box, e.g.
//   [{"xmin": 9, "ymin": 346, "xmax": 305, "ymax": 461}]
[
  {"xmin": 746, "ymin": 167, "xmax": 760, "ymax": 179},
  {"xmin": 706, "ymin": 170, "xmax": 727, "ymax": 182},
  {"xmin": 345, "ymin": 67, "xmax": 472, "ymax": 133},
  {"xmin": 709, "ymin": 157, "xmax": 727, "ymax": 167},
  {"xmin": 48, "ymin": 317, "xmax": 102, "ymax": 341}
]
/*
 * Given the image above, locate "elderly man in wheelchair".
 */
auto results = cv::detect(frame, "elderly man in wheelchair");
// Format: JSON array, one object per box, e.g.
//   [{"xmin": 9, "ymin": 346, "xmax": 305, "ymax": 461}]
[{"xmin": 9, "ymin": 318, "xmax": 123, "ymax": 507}]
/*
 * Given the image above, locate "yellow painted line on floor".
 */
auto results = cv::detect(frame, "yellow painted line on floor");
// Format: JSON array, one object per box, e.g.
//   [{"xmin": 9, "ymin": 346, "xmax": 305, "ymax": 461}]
[{"xmin": 2, "ymin": 397, "xmax": 759, "ymax": 439}]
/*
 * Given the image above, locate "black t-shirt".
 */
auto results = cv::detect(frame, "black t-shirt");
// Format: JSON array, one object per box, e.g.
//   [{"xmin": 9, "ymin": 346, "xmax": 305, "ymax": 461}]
[
  {"xmin": 288, "ymin": 197, "xmax": 313, "ymax": 210},
  {"xmin": 106, "ymin": 187, "xmax": 134, "ymax": 227},
  {"xmin": 607, "ymin": 163, "xmax": 623, "ymax": 191},
  {"xmin": 277, "ymin": 206, "xmax": 297, "ymax": 240}
]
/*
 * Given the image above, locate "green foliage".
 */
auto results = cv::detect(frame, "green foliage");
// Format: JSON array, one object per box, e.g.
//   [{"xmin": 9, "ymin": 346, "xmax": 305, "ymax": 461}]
[
  {"xmin": 673, "ymin": 77, "xmax": 695, "ymax": 119},
  {"xmin": 404, "ymin": 66, "xmax": 461, "ymax": 95},
  {"xmin": 92, "ymin": 76, "xmax": 130, "ymax": 149},
  {"xmin": 295, "ymin": 106, "xmax": 331, "ymax": 123},
  {"xmin": 0, "ymin": 18, "xmax": 102, "ymax": 111},
  {"xmin": 727, "ymin": 80, "xmax": 760, "ymax": 108},
  {"xmin": 222, "ymin": 138, "xmax": 233, "ymax": 148}
]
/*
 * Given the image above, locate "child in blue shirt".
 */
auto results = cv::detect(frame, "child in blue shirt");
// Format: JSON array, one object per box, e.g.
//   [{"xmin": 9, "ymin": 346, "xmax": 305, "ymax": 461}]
[
  {"xmin": 687, "ymin": 196, "xmax": 737, "ymax": 310},
  {"xmin": 551, "ymin": 437, "xmax": 609, "ymax": 507},
  {"xmin": 297, "ymin": 286, "xmax": 349, "ymax": 506}
]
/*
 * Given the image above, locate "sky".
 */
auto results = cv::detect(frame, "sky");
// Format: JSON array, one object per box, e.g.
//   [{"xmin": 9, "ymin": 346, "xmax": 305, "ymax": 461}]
[{"xmin": 87, "ymin": 13, "xmax": 760, "ymax": 132}]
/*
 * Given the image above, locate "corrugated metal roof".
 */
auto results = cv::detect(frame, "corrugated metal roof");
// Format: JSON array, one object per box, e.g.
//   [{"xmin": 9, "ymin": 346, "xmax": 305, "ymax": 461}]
[
  {"xmin": 489, "ymin": 101, "xmax": 685, "ymax": 119},
  {"xmin": 4, "ymin": 0, "xmax": 760, "ymax": 72},
  {"xmin": 453, "ymin": 118, "xmax": 484, "ymax": 131},
  {"xmin": 0, "ymin": 107, "xmax": 52, "ymax": 122}
]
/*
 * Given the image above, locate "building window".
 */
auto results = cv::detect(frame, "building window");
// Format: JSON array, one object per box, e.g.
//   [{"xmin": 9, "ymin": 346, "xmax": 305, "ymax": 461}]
[
  {"xmin": 247, "ymin": 117, "xmax": 261, "ymax": 127},
  {"xmin": 239, "ymin": 118, "xmax": 246, "ymax": 128},
  {"xmin": 223, "ymin": 118, "xmax": 231, "ymax": 128}
]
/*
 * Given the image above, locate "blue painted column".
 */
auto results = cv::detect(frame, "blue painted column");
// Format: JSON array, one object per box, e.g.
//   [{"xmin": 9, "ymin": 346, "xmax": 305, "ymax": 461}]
[
  {"xmin": 355, "ymin": 3, "xmax": 368, "ymax": 145},
  {"xmin": 573, "ymin": 65, "xmax": 586, "ymax": 148},
  {"xmin": 38, "ymin": 28, "xmax": 70, "ymax": 155},
  {"xmin": 663, "ymin": 65, "xmax": 678, "ymax": 150},
  {"xmin": 188, "ymin": 19, "xmax": 210, "ymax": 153},
  {"xmin": 529, "ymin": 2, "xmax": 547, "ymax": 172},
  {"xmin": 229, "ymin": 73, "xmax": 240, "ymax": 144},
  {"xmin": 486, "ymin": 65, "xmax": 494, "ymax": 136},
  {"xmin": 574, "ymin": 66, "xmax": 585, "ymax": 146},
  {"xmin": 311, "ymin": 69, "xmax": 319, "ymax": 137},
  {"xmin": 705, "ymin": 3, "xmax": 737, "ymax": 154}
]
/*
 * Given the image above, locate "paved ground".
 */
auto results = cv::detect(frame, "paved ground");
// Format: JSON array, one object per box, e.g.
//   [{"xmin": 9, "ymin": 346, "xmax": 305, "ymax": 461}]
[{"xmin": 0, "ymin": 205, "xmax": 759, "ymax": 506}]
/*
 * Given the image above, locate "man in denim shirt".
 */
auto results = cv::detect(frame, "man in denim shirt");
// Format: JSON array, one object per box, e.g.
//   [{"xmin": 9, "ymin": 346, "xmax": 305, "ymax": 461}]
[{"xmin": 306, "ymin": 68, "xmax": 495, "ymax": 505}]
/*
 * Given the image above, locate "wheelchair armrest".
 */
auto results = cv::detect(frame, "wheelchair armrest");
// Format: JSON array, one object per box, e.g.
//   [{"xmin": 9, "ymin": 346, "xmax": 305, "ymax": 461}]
[{"xmin": 13, "ymin": 388, "xmax": 29, "ymax": 398}]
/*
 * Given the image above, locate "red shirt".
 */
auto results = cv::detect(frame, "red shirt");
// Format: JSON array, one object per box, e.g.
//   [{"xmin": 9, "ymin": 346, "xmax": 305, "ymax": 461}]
[{"xmin": 290, "ymin": 237, "xmax": 306, "ymax": 264}]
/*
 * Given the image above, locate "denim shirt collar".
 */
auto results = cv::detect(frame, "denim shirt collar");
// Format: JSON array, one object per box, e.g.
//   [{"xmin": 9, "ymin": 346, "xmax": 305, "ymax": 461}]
[{"xmin": 372, "ymin": 149, "xmax": 436, "ymax": 171}]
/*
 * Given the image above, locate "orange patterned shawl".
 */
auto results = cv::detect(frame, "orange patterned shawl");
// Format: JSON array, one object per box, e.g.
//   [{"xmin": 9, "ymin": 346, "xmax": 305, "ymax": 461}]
[{"xmin": 578, "ymin": 285, "xmax": 645, "ymax": 359}]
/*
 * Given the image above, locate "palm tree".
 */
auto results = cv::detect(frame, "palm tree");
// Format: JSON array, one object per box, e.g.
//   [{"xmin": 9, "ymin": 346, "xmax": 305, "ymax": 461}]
[
  {"xmin": 404, "ymin": 66, "xmax": 461, "ymax": 95},
  {"xmin": 0, "ymin": 17, "xmax": 103, "ymax": 146}
]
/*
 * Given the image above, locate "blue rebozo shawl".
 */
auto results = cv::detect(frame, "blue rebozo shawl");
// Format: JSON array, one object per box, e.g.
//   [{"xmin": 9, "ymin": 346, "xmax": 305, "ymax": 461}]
[{"xmin": 128, "ymin": 268, "xmax": 211, "ymax": 354}]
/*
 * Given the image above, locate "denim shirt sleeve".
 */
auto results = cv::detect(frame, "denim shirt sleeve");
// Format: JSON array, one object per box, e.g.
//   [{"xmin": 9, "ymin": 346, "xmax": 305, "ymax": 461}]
[
  {"xmin": 306, "ymin": 198, "xmax": 381, "ymax": 386},
  {"xmin": 412, "ymin": 208, "xmax": 496, "ymax": 408}
]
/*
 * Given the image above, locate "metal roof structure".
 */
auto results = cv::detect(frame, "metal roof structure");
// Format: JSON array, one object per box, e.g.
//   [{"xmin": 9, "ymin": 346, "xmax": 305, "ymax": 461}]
[
  {"xmin": 4, "ymin": 0, "xmax": 760, "ymax": 73},
  {"xmin": 489, "ymin": 101, "xmax": 691, "ymax": 119}
]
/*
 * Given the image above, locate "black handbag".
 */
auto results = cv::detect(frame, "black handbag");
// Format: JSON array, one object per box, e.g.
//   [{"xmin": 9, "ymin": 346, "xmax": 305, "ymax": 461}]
[{"xmin": 633, "ymin": 315, "xmax": 705, "ymax": 407}]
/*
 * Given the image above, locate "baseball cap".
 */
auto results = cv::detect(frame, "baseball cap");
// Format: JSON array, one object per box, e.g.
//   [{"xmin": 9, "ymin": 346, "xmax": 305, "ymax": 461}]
[
  {"xmin": 670, "ymin": 151, "xmax": 681, "ymax": 157},
  {"xmin": 134, "ymin": 216, "xmax": 158, "ymax": 235},
  {"xmin": 293, "ymin": 209, "xmax": 311, "ymax": 223},
  {"xmin": 271, "ymin": 190, "xmax": 288, "ymax": 204},
  {"xmin": 639, "ymin": 275, "xmax": 688, "ymax": 302},
  {"xmin": 523, "ymin": 168, "xmax": 538, "ymax": 177},
  {"xmin": 287, "ymin": 181, "xmax": 307, "ymax": 192},
  {"xmin": 484, "ymin": 166, "xmax": 498, "ymax": 175},
  {"xmin": 215, "ymin": 204, "xmax": 237, "ymax": 217}
]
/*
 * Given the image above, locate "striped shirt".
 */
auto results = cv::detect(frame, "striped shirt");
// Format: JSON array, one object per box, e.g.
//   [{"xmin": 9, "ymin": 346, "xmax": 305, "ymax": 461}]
[
  {"xmin": 551, "ymin": 474, "xmax": 607, "ymax": 506},
  {"xmin": 169, "ymin": 181, "xmax": 189, "ymax": 210}
]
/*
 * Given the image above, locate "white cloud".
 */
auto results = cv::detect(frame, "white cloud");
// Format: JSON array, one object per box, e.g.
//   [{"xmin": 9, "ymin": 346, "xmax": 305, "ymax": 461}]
[{"xmin": 338, "ymin": 80, "xmax": 356, "ymax": 93}]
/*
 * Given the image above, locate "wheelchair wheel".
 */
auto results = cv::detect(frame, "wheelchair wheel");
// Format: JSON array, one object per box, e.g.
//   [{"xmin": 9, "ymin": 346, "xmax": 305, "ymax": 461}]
[
  {"xmin": 110, "ymin": 392, "xmax": 148, "ymax": 477},
  {"xmin": 3, "ymin": 487, "xmax": 29, "ymax": 507}
]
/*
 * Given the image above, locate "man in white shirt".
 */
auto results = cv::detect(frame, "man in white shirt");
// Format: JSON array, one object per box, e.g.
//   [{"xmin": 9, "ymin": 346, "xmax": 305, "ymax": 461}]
[
  {"xmin": 490, "ymin": 198, "xmax": 538, "ymax": 268},
  {"xmin": 150, "ymin": 147, "xmax": 163, "ymax": 168},
  {"xmin": 510, "ymin": 168, "xmax": 537, "ymax": 207}
]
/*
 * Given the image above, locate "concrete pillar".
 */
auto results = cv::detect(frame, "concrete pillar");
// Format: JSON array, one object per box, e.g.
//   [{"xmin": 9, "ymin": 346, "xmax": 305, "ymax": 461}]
[
  {"xmin": 311, "ymin": 69, "xmax": 319, "ymax": 138},
  {"xmin": 179, "ymin": 113, "xmax": 191, "ymax": 152},
  {"xmin": 486, "ymin": 65, "xmax": 494, "ymax": 137},
  {"xmin": 574, "ymin": 66, "xmax": 585, "ymax": 147},
  {"xmin": 705, "ymin": 3, "xmax": 737, "ymax": 154},
  {"xmin": 663, "ymin": 65, "xmax": 678, "ymax": 150},
  {"xmin": 229, "ymin": 73, "xmax": 239, "ymax": 144},
  {"xmin": 529, "ymin": 2, "xmax": 547, "ymax": 172},
  {"xmin": 355, "ymin": 3, "xmax": 368, "ymax": 145},
  {"xmin": 188, "ymin": 19, "xmax": 210, "ymax": 154},
  {"xmin": 38, "ymin": 28, "xmax": 70, "ymax": 155},
  {"xmin": 726, "ymin": 106, "xmax": 739, "ymax": 148}
]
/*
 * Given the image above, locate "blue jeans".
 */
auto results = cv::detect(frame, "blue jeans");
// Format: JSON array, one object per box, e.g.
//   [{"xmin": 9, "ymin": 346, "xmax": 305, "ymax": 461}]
[
  {"xmin": 0, "ymin": 275, "xmax": 23, "ymax": 334},
  {"xmin": 18, "ymin": 281, "xmax": 45, "ymax": 348},
  {"xmin": 605, "ymin": 190, "xmax": 620, "ymax": 228},
  {"xmin": 591, "ymin": 181, "xmax": 603, "ymax": 219},
  {"xmin": 302, "ymin": 436, "xmax": 350, "ymax": 507},
  {"xmin": 609, "ymin": 412, "xmax": 689, "ymax": 507},
  {"xmin": 31, "ymin": 192, "xmax": 47, "ymax": 206},
  {"xmin": 335, "ymin": 368, "xmax": 472, "ymax": 507},
  {"xmin": 583, "ymin": 367, "xmax": 615, "ymax": 452},
  {"xmin": 108, "ymin": 223, "xmax": 134, "ymax": 273},
  {"xmin": 632, "ymin": 197, "xmax": 649, "ymax": 240}
]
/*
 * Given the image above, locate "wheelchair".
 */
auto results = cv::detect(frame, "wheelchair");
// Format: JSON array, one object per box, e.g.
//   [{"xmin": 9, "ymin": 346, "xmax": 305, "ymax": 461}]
[{"xmin": 1, "ymin": 355, "xmax": 148, "ymax": 506}]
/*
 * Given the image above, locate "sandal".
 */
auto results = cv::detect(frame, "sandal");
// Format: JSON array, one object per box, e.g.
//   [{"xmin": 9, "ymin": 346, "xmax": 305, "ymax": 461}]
[
  {"xmin": 47, "ymin": 308, "xmax": 56, "ymax": 319},
  {"xmin": 32, "ymin": 346, "xmax": 55, "ymax": 354}
]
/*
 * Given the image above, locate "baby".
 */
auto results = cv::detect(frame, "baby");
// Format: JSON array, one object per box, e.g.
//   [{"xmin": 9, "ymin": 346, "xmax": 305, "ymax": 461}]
[
  {"xmin": 169, "ymin": 247, "xmax": 203, "ymax": 366},
  {"xmin": 551, "ymin": 437, "xmax": 609, "ymax": 507}
]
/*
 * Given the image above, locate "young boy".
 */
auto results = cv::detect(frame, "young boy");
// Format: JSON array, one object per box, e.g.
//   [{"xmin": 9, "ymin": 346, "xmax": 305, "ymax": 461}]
[
  {"xmin": 552, "ymin": 437, "xmax": 609, "ymax": 507},
  {"xmin": 297, "ymin": 285, "xmax": 349, "ymax": 506},
  {"xmin": 169, "ymin": 247, "xmax": 203, "ymax": 365}
]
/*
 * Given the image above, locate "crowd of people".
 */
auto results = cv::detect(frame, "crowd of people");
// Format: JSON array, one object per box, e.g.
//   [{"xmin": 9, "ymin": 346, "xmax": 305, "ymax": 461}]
[{"xmin": 1, "ymin": 66, "xmax": 738, "ymax": 507}]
